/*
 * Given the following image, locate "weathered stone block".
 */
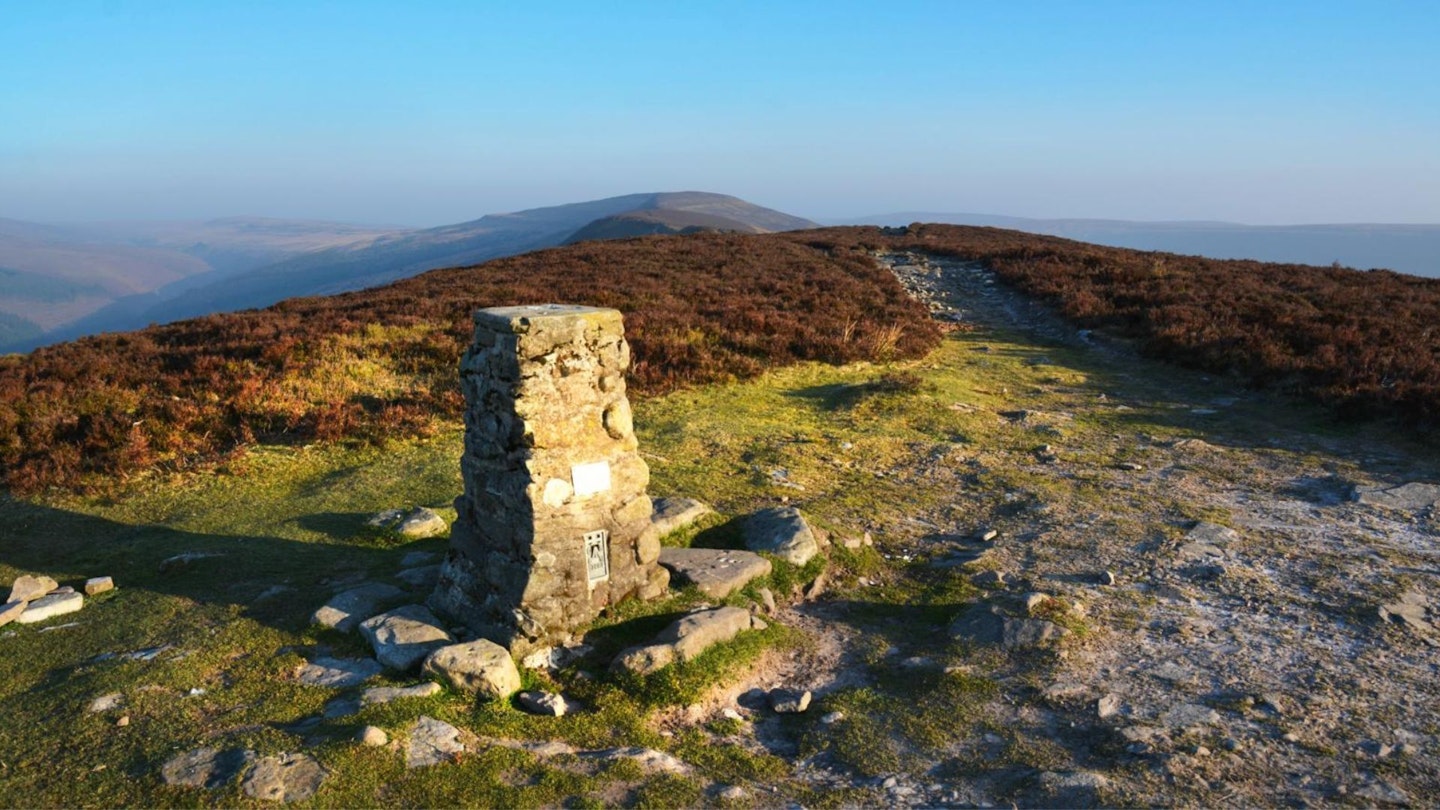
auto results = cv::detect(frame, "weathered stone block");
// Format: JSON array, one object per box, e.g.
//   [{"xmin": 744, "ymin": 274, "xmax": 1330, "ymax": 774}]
[{"xmin": 431, "ymin": 305, "xmax": 666, "ymax": 654}]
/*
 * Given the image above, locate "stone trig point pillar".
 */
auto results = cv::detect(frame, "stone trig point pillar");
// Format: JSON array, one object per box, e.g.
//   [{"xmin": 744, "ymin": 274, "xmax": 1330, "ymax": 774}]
[{"xmin": 430, "ymin": 304, "xmax": 668, "ymax": 654}]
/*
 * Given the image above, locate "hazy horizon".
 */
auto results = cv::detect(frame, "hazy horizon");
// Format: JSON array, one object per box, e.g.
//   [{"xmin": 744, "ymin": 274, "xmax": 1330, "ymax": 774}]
[{"xmin": 3, "ymin": 2, "xmax": 1437, "ymax": 227}]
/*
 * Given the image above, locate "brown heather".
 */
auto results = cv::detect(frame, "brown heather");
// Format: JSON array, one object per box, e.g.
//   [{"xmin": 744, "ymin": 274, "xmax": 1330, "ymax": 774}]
[{"xmin": 3, "ymin": 224, "xmax": 1438, "ymax": 495}]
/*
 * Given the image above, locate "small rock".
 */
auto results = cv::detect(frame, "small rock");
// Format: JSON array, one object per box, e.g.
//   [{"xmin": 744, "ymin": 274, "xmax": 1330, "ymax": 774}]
[
  {"xmin": 721, "ymin": 708, "xmax": 744, "ymax": 722},
  {"xmin": 717, "ymin": 785, "xmax": 748, "ymax": 801},
  {"xmin": 743, "ymin": 506, "xmax": 821, "ymax": 566},
  {"xmin": 1115, "ymin": 462, "xmax": 1144, "ymax": 471},
  {"xmin": 116, "ymin": 715, "xmax": 130, "ymax": 727},
  {"xmin": 360, "ymin": 604, "xmax": 455, "ymax": 671},
  {"xmin": 612, "ymin": 606, "xmax": 752, "ymax": 675},
  {"xmin": 978, "ymin": 529, "xmax": 999, "ymax": 542},
  {"xmin": 769, "ymin": 688, "xmax": 812, "ymax": 714},
  {"xmin": 1023, "ymin": 592, "xmax": 1052, "ymax": 612},
  {"xmin": 1100, "ymin": 570, "xmax": 1117, "ymax": 586},
  {"xmin": 517, "ymin": 690, "xmax": 570, "ymax": 717},
  {"xmin": 1163, "ymin": 702, "xmax": 1221, "ymax": 729},
  {"xmin": 1222, "ymin": 737, "xmax": 1242, "ymax": 751},
  {"xmin": 649, "ymin": 497, "xmax": 715, "ymax": 538},
  {"xmin": 579, "ymin": 747, "xmax": 691, "ymax": 775},
  {"xmin": 88, "ymin": 692, "xmax": 124, "ymax": 713},
  {"xmin": 312, "ymin": 583, "xmax": 406, "ymax": 633},
  {"xmin": 422, "ymin": 638, "xmax": 521, "ymax": 698},
  {"xmin": 159, "ymin": 552, "xmax": 222, "ymax": 575},
  {"xmin": 367, "ymin": 507, "xmax": 448, "ymax": 539},
  {"xmin": 750, "ymin": 616, "xmax": 768, "ymax": 631},
  {"xmin": 160, "ymin": 747, "xmax": 255, "ymax": 789},
  {"xmin": 1097, "ymin": 694, "xmax": 1122, "ymax": 719},
  {"xmin": 757, "ymin": 586, "xmax": 776, "ymax": 614},
  {"xmin": 295, "ymin": 657, "xmax": 384, "ymax": 688},
  {"xmin": 358, "ymin": 726, "xmax": 388, "ymax": 746},
  {"xmin": 970, "ymin": 570, "xmax": 1008, "ymax": 587},
  {"xmin": 241, "ymin": 753, "xmax": 327, "ymax": 803},
  {"xmin": 84, "ymin": 577, "xmax": 115, "ymax": 596},
  {"xmin": 361, "ymin": 681, "xmax": 443, "ymax": 706},
  {"xmin": 406, "ymin": 716, "xmax": 466, "ymax": 768},
  {"xmin": 15, "ymin": 591, "xmax": 83, "ymax": 624},
  {"xmin": 7, "ymin": 575, "xmax": 58, "ymax": 604},
  {"xmin": 820, "ymin": 711, "xmax": 845, "ymax": 725}
]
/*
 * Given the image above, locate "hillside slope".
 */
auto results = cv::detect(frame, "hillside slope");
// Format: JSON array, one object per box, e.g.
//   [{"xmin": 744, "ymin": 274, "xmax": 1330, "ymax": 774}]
[{"xmin": 128, "ymin": 192, "xmax": 816, "ymax": 329}]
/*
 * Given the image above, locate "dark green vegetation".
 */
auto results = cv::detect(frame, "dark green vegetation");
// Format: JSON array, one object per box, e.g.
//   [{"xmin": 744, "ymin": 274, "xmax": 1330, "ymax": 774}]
[{"xmin": 5, "ymin": 223, "xmax": 1439, "ymax": 499}]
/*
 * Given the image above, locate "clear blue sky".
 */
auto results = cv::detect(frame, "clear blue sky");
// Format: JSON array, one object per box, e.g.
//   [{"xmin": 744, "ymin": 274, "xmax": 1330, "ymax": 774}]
[{"xmin": 2, "ymin": 0, "xmax": 1437, "ymax": 226}]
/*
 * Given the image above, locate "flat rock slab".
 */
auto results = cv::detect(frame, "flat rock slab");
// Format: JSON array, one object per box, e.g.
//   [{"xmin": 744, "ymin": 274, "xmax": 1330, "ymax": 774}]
[
  {"xmin": 368, "ymin": 507, "xmax": 448, "ymax": 539},
  {"xmin": 407, "ymin": 716, "xmax": 466, "ymax": 768},
  {"xmin": 423, "ymin": 639, "xmax": 521, "ymax": 699},
  {"xmin": 612, "ymin": 606, "xmax": 753, "ymax": 675},
  {"xmin": 295, "ymin": 656, "xmax": 383, "ymax": 688},
  {"xmin": 360, "ymin": 604, "xmax": 454, "ymax": 671},
  {"xmin": 16, "ymin": 591, "xmax": 83, "ymax": 624},
  {"xmin": 744, "ymin": 507, "xmax": 820, "ymax": 566},
  {"xmin": 362, "ymin": 681, "xmax": 443, "ymax": 706},
  {"xmin": 241, "ymin": 753, "xmax": 327, "ymax": 803},
  {"xmin": 949, "ymin": 603, "xmax": 1067, "ymax": 649},
  {"xmin": 1355, "ymin": 482, "xmax": 1440, "ymax": 512},
  {"xmin": 312, "ymin": 583, "xmax": 405, "ymax": 633},
  {"xmin": 160, "ymin": 747, "xmax": 256, "ymax": 789},
  {"xmin": 1162, "ymin": 702, "xmax": 1222, "ymax": 729},
  {"xmin": 650, "ymin": 497, "xmax": 715, "ymax": 538},
  {"xmin": 7, "ymin": 575, "xmax": 58, "ymax": 604},
  {"xmin": 400, "ymin": 551, "xmax": 440, "ymax": 567},
  {"xmin": 159, "ymin": 552, "xmax": 223, "ymax": 574},
  {"xmin": 577, "ymin": 747, "xmax": 691, "ymax": 775},
  {"xmin": 658, "ymin": 547, "xmax": 771, "ymax": 598}
]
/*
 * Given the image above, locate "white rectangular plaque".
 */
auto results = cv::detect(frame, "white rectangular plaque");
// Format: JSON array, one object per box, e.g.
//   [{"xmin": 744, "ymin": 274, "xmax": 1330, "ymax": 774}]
[
  {"xmin": 584, "ymin": 530, "xmax": 610, "ymax": 585},
  {"xmin": 571, "ymin": 460, "xmax": 612, "ymax": 497}
]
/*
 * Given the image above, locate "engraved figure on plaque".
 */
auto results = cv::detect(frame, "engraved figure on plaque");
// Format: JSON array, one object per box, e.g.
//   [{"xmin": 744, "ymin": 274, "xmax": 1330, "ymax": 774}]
[{"xmin": 584, "ymin": 530, "xmax": 610, "ymax": 585}]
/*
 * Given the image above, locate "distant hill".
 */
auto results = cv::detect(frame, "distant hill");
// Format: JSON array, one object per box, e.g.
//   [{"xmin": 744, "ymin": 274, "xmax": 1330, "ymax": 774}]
[
  {"xmin": 843, "ymin": 212, "xmax": 1440, "ymax": 278},
  {"xmin": 78, "ymin": 194, "xmax": 817, "ymax": 341},
  {"xmin": 0, "ymin": 217, "xmax": 408, "ymax": 350},
  {"xmin": 563, "ymin": 207, "xmax": 791, "ymax": 243}
]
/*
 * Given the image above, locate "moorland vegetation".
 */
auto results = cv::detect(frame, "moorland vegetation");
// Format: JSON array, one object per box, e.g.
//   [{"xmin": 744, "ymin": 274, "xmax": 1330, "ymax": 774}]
[{"xmin": 2, "ymin": 224, "xmax": 1438, "ymax": 495}]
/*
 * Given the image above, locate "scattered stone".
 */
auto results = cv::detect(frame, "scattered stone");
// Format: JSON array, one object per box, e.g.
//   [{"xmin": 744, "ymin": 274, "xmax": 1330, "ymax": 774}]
[
  {"xmin": 422, "ymin": 638, "xmax": 520, "ymax": 699},
  {"xmin": 84, "ymin": 576, "xmax": 115, "ymax": 596},
  {"xmin": 361, "ymin": 681, "xmax": 443, "ymax": 706},
  {"xmin": 743, "ymin": 507, "xmax": 821, "ymax": 566},
  {"xmin": 970, "ymin": 570, "xmax": 1008, "ymax": 587},
  {"xmin": 0, "ymin": 601, "xmax": 24, "ymax": 627},
  {"xmin": 358, "ymin": 726, "xmax": 388, "ymax": 746},
  {"xmin": 612, "ymin": 606, "xmax": 752, "ymax": 675},
  {"xmin": 367, "ymin": 507, "xmax": 448, "ymax": 539},
  {"xmin": 977, "ymin": 528, "xmax": 999, "ymax": 542},
  {"xmin": 1162, "ymin": 702, "xmax": 1221, "ymax": 729},
  {"xmin": 649, "ymin": 497, "xmax": 715, "ymax": 538},
  {"xmin": 1378, "ymin": 591, "xmax": 1433, "ymax": 632},
  {"xmin": 757, "ymin": 586, "xmax": 776, "ymax": 613},
  {"xmin": 312, "ymin": 583, "xmax": 405, "ymax": 632},
  {"xmin": 360, "ymin": 605, "xmax": 454, "ymax": 671},
  {"xmin": 88, "ymin": 692, "xmax": 124, "ymax": 713},
  {"xmin": 1097, "ymin": 693, "xmax": 1122, "ymax": 719},
  {"xmin": 1023, "ymin": 592, "xmax": 1051, "ymax": 612},
  {"xmin": 1038, "ymin": 770, "xmax": 1111, "ymax": 805},
  {"xmin": 658, "ymin": 547, "xmax": 772, "ymax": 598},
  {"xmin": 578, "ymin": 747, "xmax": 691, "ymax": 775},
  {"xmin": 1115, "ymin": 462, "xmax": 1144, "ymax": 471},
  {"xmin": 750, "ymin": 616, "xmax": 768, "ymax": 631},
  {"xmin": 520, "ymin": 643, "xmax": 592, "ymax": 671},
  {"xmin": 400, "ymin": 551, "xmax": 440, "ymax": 567},
  {"xmin": 717, "ymin": 785, "xmax": 748, "ymax": 802},
  {"xmin": 7, "ymin": 575, "xmax": 58, "ymax": 604},
  {"xmin": 517, "ymin": 690, "xmax": 570, "ymax": 716},
  {"xmin": 241, "ymin": 753, "xmax": 327, "ymax": 803},
  {"xmin": 116, "ymin": 715, "xmax": 130, "ymax": 727},
  {"xmin": 769, "ymin": 688, "xmax": 812, "ymax": 713},
  {"xmin": 1350, "ymin": 775, "xmax": 1411, "ymax": 805},
  {"xmin": 820, "ymin": 711, "xmax": 845, "ymax": 725},
  {"xmin": 15, "ymin": 591, "xmax": 83, "ymax": 624},
  {"xmin": 160, "ymin": 747, "xmax": 255, "ymax": 789},
  {"xmin": 1100, "ymin": 570, "xmax": 1117, "ymax": 586},
  {"xmin": 395, "ymin": 565, "xmax": 441, "ymax": 589},
  {"xmin": 295, "ymin": 656, "xmax": 383, "ymax": 688},
  {"xmin": 159, "ymin": 552, "xmax": 222, "ymax": 574},
  {"xmin": 949, "ymin": 603, "xmax": 1067, "ymax": 649},
  {"xmin": 1353, "ymin": 482, "xmax": 1440, "ymax": 512},
  {"xmin": 406, "ymin": 716, "xmax": 466, "ymax": 768}
]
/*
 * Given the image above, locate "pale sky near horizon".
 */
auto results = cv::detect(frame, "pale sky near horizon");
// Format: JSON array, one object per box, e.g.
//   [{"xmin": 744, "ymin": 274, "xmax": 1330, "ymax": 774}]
[{"xmin": 2, "ymin": 1, "xmax": 1437, "ymax": 227}]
